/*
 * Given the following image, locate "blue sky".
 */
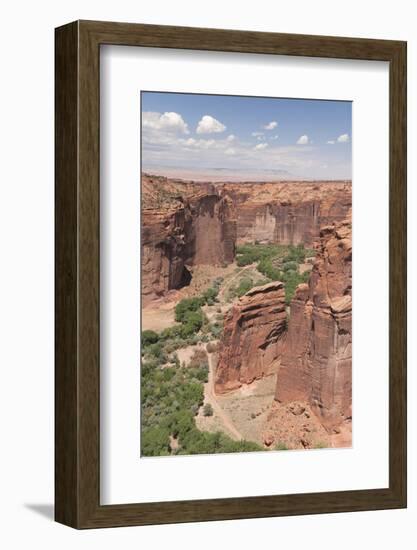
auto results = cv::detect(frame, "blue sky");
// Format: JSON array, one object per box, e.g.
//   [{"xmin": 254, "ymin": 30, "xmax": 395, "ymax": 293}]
[{"xmin": 141, "ymin": 91, "xmax": 352, "ymax": 180}]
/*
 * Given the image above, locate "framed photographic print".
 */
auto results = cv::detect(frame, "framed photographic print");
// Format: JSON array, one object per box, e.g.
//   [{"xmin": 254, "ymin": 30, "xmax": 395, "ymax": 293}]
[{"xmin": 55, "ymin": 20, "xmax": 407, "ymax": 528}]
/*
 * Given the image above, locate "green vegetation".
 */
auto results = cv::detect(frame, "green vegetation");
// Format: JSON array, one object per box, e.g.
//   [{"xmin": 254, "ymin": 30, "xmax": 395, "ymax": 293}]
[
  {"xmin": 236, "ymin": 277, "xmax": 254, "ymax": 297},
  {"xmin": 171, "ymin": 282, "xmax": 222, "ymax": 337},
  {"xmin": 226, "ymin": 276, "xmax": 270, "ymax": 301},
  {"xmin": 236, "ymin": 243, "xmax": 287, "ymax": 267},
  {"xmin": 274, "ymin": 442, "xmax": 289, "ymax": 451},
  {"xmin": 236, "ymin": 243, "xmax": 315, "ymax": 303},
  {"xmin": 141, "ymin": 344, "xmax": 263, "ymax": 456},
  {"xmin": 141, "ymin": 330, "xmax": 159, "ymax": 346}
]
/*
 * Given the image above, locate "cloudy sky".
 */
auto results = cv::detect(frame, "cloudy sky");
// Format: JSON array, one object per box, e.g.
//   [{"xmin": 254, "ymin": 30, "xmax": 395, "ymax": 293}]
[{"xmin": 141, "ymin": 91, "xmax": 352, "ymax": 180}]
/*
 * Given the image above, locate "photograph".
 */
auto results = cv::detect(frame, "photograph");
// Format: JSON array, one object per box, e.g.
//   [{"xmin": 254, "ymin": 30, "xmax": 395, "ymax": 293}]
[{"xmin": 140, "ymin": 91, "xmax": 352, "ymax": 457}]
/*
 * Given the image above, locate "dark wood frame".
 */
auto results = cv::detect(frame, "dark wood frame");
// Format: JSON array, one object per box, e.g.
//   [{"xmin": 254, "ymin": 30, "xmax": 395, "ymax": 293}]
[{"xmin": 55, "ymin": 20, "xmax": 407, "ymax": 529}]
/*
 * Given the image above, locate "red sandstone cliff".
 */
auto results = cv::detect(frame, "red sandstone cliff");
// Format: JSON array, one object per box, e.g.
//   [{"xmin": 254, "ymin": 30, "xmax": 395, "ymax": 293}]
[
  {"xmin": 141, "ymin": 174, "xmax": 352, "ymax": 306},
  {"xmin": 215, "ymin": 282, "xmax": 287, "ymax": 394},
  {"xmin": 216, "ymin": 181, "xmax": 351, "ymax": 247},
  {"xmin": 141, "ymin": 175, "xmax": 236, "ymax": 305},
  {"xmin": 275, "ymin": 220, "xmax": 352, "ymax": 431}
]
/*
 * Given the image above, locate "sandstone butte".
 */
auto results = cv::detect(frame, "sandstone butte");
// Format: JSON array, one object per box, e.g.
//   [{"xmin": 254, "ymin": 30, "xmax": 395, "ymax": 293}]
[
  {"xmin": 275, "ymin": 220, "xmax": 352, "ymax": 431},
  {"xmin": 214, "ymin": 281, "xmax": 287, "ymax": 394},
  {"xmin": 141, "ymin": 173, "xmax": 352, "ymax": 304}
]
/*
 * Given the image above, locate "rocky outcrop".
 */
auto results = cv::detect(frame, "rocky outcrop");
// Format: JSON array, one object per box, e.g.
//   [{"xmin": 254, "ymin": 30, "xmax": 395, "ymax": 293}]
[
  {"xmin": 217, "ymin": 181, "xmax": 351, "ymax": 247},
  {"xmin": 274, "ymin": 220, "xmax": 352, "ymax": 431},
  {"xmin": 215, "ymin": 282, "xmax": 287, "ymax": 394},
  {"xmin": 142, "ymin": 175, "xmax": 236, "ymax": 305},
  {"xmin": 262, "ymin": 401, "xmax": 332, "ymax": 450}
]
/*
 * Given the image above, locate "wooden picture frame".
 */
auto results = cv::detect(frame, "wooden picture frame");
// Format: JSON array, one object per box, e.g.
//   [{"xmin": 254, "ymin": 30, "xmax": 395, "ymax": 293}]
[{"xmin": 55, "ymin": 20, "xmax": 407, "ymax": 529}]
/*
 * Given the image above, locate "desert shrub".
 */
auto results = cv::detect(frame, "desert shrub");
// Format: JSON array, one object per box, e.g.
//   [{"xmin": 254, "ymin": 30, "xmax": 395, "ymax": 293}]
[
  {"xmin": 282, "ymin": 260, "xmax": 298, "ymax": 272},
  {"xmin": 257, "ymin": 257, "xmax": 281, "ymax": 281},
  {"xmin": 182, "ymin": 309, "xmax": 204, "ymax": 333},
  {"xmin": 236, "ymin": 277, "xmax": 253, "ymax": 297},
  {"xmin": 175, "ymin": 297, "xmax": 204, "ymax": 323},
  {"xmin": 141, "ymin": 329, "xmax": 159, "ymax": 347},
  {"xmin": 210, "ymin": 322, "xmax": 223, "ymax": 338},
  {"xmin": 275, "ymin": 442, "xmax": 289, "ymax": 451},
  {"xmin": 141, "ymin": 426, "xmax": 170, "ymax": 456},
  {"xmin": 202, "ymin": 286, "xmax": 219, "ymax": 305},
  {"xmin": 160, "ymin": 325, "xmax": 183, "ymax": 340},
  {"xmin": 203, "ymin": 403, "xmax": 214, "ymax": 417},
  {"xmin": 145, "ymin": 342, "xmax": 164, "ymax": 359},
  {"xmin": 161, "ymin": 368, "xmax": 175, "ymax": 382}
]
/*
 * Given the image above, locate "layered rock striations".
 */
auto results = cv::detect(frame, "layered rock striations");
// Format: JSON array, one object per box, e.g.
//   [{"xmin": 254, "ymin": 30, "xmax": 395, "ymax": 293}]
[
  {"xmin": 215, "ymin": 282, "xmax": 287, "ymax": 394},
  {"xmin": 217, "ymin": 181, "xmax": 351, "ymax": 247},
  {"xmin": 274, "ymin": 220, "xmax": 352, "ymax": 431},
  {"xmin": 142, "ymin": 175, "xmax": 236, "ymax": 305}
]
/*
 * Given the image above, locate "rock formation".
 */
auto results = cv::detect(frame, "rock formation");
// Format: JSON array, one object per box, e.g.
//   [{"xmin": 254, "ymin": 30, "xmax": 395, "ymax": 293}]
[
  {"xmin": 141, "ymin": 175, "xmax": 236, "ymax": 305},
  {"xmin": 215, "ymin": 282, "xmax": 287, "ymax": 394},
  {"xmin": 141, "ymin": 174, "xmax": 352, "ymax": 306},
  {"xmin": 274, "ymin": 220, "xmax": 352, "ymax": 431},
  {"xmin": 216, "ymin": 181, "xmax": 351, "ymax": 247}
]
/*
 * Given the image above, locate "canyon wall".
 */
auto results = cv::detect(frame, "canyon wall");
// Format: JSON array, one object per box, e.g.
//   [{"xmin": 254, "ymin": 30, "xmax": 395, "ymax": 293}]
[
  {"xmin": 142, "ymin": 187, "xmax": 236, "ymax": 304},
  {"xmin": 217, "ymin": 181, "xmax": 351, "ymax": 247},
  {"xmin": 215, "ymin": 282, "xmax": 287, "ymax": 394},
  {"xmin": 142, "ymin": 174, "xmax": 352, "ymax": 306},
  {"xmin": 274, "ymin": 220, "xmax": 352, "ymax": 431}
]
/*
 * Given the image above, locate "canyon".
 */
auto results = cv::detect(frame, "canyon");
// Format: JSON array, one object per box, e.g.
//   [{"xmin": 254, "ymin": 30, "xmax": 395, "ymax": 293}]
[
  {"xmin": 213, "ymin": 219, "xmax": 352, "ymax": 447},
  {"xmin": 142, "ymin": 173, "xmax": 352, "ymax": 450},
  {"xmin": 142, "ymin": 174, "xmax": 351, "ymax": 304}
]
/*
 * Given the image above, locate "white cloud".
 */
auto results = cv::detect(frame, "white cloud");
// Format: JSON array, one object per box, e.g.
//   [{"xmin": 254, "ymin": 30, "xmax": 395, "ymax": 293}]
[
  {"xmin": 337, "ymin": 133, "xmax": 350, "ymax": 143},
  {"xmin": 252, "ymin": 131, "xmax": 264, "ymax": 137},
  {"xmin": 297, "ymin": 134, "xmax": 309, "ymax": 145},
  {"xmin": 227, "ymin": 134, "xmax": 235, "ymax": 142},
  {"xmin": 142, "ymin": 111, "xmax": 189, "ymax": 134},
  {"xmin": 263, "ymin": 121, "xmax": 278, "ymax": 130},
  {"xmin": 180, "ymin": 137, "xmax": 216, "ymax": 149},
  {"xmin": 196, "ymin": 115, "xmax": 226, "ymax": 134},
  {"xmin": 327, "ymin": 140, "xmax": 335, "ymax": 145},
  {"xmin": 224, "ymin": 147, "xmax": 236, "ymax": 156},
  {"xmin": 254, "ymin": 143, "xmax": 268, "ymax": 151},
  {"xmin": 271, "ymin": 135, "xmax": 279, "ymax": 140}
]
